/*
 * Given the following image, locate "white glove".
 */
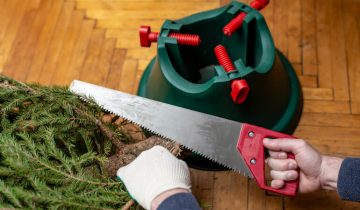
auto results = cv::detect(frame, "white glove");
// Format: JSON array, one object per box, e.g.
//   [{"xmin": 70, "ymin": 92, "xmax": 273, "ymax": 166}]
[{"xmin": 117, "ymin": 145, "xmax": 191, "ymax": 210}]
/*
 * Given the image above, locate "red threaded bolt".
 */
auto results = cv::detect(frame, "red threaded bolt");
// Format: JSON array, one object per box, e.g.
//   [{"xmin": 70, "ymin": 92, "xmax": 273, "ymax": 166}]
[
  {"xmin": 214, "ymin": 45, "xmax": 235, "ymax": 72},
  {"xmin": 223, "ymin": 0, "xmax": 270, "ymax": 36},
  {"xmin": 214, "ymin": 45, "xmax": 250, "ymax": 104},
  {"xmin": 139, "ymin": 25, "xmax": 201, "ymax": 47},
  {"xmin": 223, "ymin": 13, "xmax": 247, "ymax": 37},
  {"xmin": 168, "ymin": 33, "xmax": 201, "ymax": 47}
]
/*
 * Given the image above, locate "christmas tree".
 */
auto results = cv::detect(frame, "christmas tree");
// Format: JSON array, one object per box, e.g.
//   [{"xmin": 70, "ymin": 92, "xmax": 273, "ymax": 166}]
[{"xmin": 0, "ymin": 76, "xmax": 176, "ymax": 209}]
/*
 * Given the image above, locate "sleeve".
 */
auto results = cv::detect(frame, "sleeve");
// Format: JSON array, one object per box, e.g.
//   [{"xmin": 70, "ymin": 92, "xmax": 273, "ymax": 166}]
[
  {"xmin": 337, "ymin": 158, "xmax": 360, "ymax": 202},
  {"xmin": 157, "ymin": 192, "xmax": 201, "ymax": 210}
]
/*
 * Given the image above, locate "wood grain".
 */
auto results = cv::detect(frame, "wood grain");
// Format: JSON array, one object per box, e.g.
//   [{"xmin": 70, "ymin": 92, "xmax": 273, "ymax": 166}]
[
  {"xmin": 26, "ymin": 0, "xmax": 65, "ymax": 83},
  {"xmin": 38, "ymin": 1, "xmax": 75, "ymax": 85},
  {"xmin": 301, "ymin": 0, "xmax": 318, "ymax": 76},
  {"xmin": 343, "ymin": 0, "xmax": 360, "ymax": 114},
  {"xmin": 1, "ymin": 0, "xmax": 360, "ymax": 209}
]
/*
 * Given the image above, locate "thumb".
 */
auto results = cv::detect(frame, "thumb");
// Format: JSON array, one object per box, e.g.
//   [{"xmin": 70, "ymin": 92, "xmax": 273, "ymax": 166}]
[{"xmin": 263, "ymin": 138, "xmax": 305, "ymax": 154}]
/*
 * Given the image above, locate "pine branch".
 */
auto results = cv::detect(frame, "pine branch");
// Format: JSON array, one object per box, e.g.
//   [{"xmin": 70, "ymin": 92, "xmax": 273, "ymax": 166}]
[
  {"xmin": 73, "ymin": 106, "xmax": 125, "ymax": 150},
  {"xmin": 0, "ymin": 76, "xmax": 181, "ymax": 209}
]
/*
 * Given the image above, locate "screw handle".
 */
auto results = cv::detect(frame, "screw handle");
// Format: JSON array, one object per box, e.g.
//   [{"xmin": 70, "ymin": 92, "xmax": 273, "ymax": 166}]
[
  {"xmin": 223, "ymin": 0, "xmax": 270, "ymax": 36},
  {"xmin": 168, "ymin": 33, "xmax": 201, "ymax": 46},
  {"xmin": 231, "ymin": 80, "xmax": 250, "ymax": 104},
  {"xmin": 139, "ymin": 25, "xmax": 201, "ymax": 47},
  {"xmin": 214, "ymin": 45, "xmax": 250, "ymax": 104},
  {"xmin": 250, "ymin": 0, "xmax": 269, "ymax": 10},
  {"xmin": 214, "ymin": 45, "xmax": 235, "ymax": 72},
  {"xmin": 139, "ymin": 25, "xmax": 159, "ymax": 47}
]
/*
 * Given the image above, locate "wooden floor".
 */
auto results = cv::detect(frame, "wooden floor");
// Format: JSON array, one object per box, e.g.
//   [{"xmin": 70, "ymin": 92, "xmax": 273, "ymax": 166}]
[{"xmin": 0, "ymin": 0, "xmax": 359, "ymax": 209}]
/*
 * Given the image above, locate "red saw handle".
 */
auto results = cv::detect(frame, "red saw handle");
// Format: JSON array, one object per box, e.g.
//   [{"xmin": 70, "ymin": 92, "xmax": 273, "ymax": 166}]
[{"xmin": 237, "ymin": 123, "xmax": 299, "ymax": 196}]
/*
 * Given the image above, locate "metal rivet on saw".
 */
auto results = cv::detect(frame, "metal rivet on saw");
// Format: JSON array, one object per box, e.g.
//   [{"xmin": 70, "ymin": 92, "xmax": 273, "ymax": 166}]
[
  {"xmin": 248, "ymin": 131, "xmax": 255, "ymax": 138},
  {"xmin": 250, "ymin": 158, "xmax": 256, "ymax": 165}
]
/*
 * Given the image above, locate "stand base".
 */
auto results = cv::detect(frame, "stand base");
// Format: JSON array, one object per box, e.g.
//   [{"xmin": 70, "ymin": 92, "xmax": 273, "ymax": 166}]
[{"xmin": 138, "ymin": 50, "xmax": 302, "ymax": 171}]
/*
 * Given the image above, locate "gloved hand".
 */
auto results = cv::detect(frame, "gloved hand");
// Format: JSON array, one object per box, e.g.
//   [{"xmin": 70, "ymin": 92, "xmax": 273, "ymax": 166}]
[{"xmin": 117, "ymin": 145, "xmax": 191, "ymax": 210}]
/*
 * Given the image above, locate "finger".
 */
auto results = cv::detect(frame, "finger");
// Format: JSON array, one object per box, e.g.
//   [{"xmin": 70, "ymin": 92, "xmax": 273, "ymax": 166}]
[
  {"xmin": 270, "ymin": 170, "xmax": 298, "ymax": 181},
  {"xmin": 271, "ymin": 180, "xmax": 285, "ymax": 189},
  {"xmin": 268, "ymin": 151, "xmax": 288, "ymax": 159},
  {"xmin": 267, "ymin": 158, "xmax": 298, "ymax": 171},
  {"xmin": 263, "ymin": 138, "xmax": 307, "ymax": 154}
]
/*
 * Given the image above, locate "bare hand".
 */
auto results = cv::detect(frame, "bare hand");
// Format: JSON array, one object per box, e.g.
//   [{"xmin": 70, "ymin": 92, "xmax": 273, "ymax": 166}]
[{"xmin": 263, "ymin": 138, "xmax": 343, "ymax": 193}]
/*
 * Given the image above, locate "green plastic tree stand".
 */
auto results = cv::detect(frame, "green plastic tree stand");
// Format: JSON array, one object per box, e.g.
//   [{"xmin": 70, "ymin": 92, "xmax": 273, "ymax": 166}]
[{"xmin": 137, "ymin": 1, "xmax": 303, "ymax": 170}]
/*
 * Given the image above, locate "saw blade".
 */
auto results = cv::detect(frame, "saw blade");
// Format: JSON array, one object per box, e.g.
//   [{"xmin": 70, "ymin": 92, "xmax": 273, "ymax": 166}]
[{"xmin": 70, "ymin": 80, "xmax": 253, "ymax": 177}]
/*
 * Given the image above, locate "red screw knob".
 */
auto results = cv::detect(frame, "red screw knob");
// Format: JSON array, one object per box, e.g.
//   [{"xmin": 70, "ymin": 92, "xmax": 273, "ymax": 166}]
[
  {"xmin": 214, "ymin": 45, "xmax": 250, "ymax": 104},
  {"xmin": 223, "ymin": 0, "xmax": 270, "ymax": 36},
  {"xmin": 250, "ymin": 0, "xmax": 269, "ymax": 10},
  {"xmin": 231, "ymin": 79, "xmax": 250, "ymax": 104},
  {"xmin": 139, "ymin": 25, "xmax": 159, "ymax": 47},
  {"xmin": 139, "ymin": 25, "xmax": 201, "ymax": 47}
]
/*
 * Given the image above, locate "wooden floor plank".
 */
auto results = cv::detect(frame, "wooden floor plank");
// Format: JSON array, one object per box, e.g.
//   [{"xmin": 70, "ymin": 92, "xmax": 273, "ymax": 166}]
[
  {"xmin": 190, "ymin": 169, "xmax": 214, "ymax": 210},
  {"xmin": 117, "ymin": 59, "xmax": 138, "ymax": 94},
  {"xmin": 106, "ymin": 29, "xmax": 139, "ymax": 49},
  {"xmin": 0, "ymin": 0, "xmax": 17, "ymax": 46},
  {"xmin": 61, "ymin": 19, "xmax": 95, "ymax": 85},
  {"xmin": 298, "ymin": 75, "xmax": 317, "ymax": 88},
  {"xmin": 37, "ymin": 1, "xmax": 75, "ymax": 85},
  {"xmin": 299, "ymin": 112, "xmax": 360, "ymax": 128},
  {"xmin": 248, "ymin": 180, "xmax": 283, "ymax": 210},
  {"xmin": 212, "ymin": 171, "xmax": 248, "ymax": 210},
  {"xmin": 97, "ymin": 19, "xmax": 163, "ymax": 30},
  {"xmin": 301, "ymin": 0, "xmax": 318, "ymax": 76},
  {"xmin": 220, "ymin": 0, "xmax": 232, "ymax": 6},
  {"xmin": 284, "ymin": 192, "xmax": 356, "ymax": 210},
  {"xmin": 2, "ymin": 9, "xmax": 37, "ymax": 79},
  {"xmin": 11, "ymin": 0, "xmax": 53, "ymax": 82},
  {"xmin": 79, "ymin": 28, "xmax": 106, "ymax": 85},
  {"xmin": 316, "ymin": 0, "xmax": 332, "ymax": 89},
  {"xmin": 126, "ymin": 48, "xmax": 156, "ymax": 60},
  {"xmin": 272, "ymin": 0, "xmax": 289, "ymax": 57},
  {"xmin": 302, "ymin": 88, "xmax": 333, "ymax": 100},
  {"xmin": 1, "ymin": 1, "xmax": 360, "ymax": 209},
  {"xmin": 0, "ymin": 0, "xmax": 44, "ymax": 71},
  {"xmin": 0, "ymin": 1, "xmax": 33, "ymax": 71},
  {"xmin": 292, "ymin": 63, "xmax": 303, "ymax": 75},
  {"xmin": 343, "ymin": 0, "xmax": 360, "ymax": 114},
  {"xmin": 295, "ymin": 125, "xmax": 360, "ymax": 156},
  {"xmin": 106, "ymin": 48, "xmax": 127, "ymax": 90},
  {"xmin": 76, "ymin": 1, "xmax": 219, "ymax": 11},
  {"xmin": 132, "ymin": 67, "xmax": 145, "ymax": 94},
  {"xmin": 260, "ymin": 0, "xmax": 274, "ymax": 34},
  {"xmin": 26, "ymin": 0, "xmax": 65, "ymax": 83},
  {"xmin": 328, "ymin": 0, "xmax": 349, "ymax": 101},
  {"xmin": 287, "ymin": 0, "xmax": 302, "ymax": 64},
  {"xmin": 86, "ymin": 10, "xmax": 201, "ymax": 20},
  {"xmin": 51, "ymin": 10, "xmax": 84, "ymax": 86},
  {"xmin": 70, "ymin": 0, "xmax": 213, "ymax": 1},
  {"xmin": 96, "ymin": 38, "xmax": 116, "ymax": 86},
  {"xmin": 303, "ymin": 100, "xmax": 350, "ymax": 114}
]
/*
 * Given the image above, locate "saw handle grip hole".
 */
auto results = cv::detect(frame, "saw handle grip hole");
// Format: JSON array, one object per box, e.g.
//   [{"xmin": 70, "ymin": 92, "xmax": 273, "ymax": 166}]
[{"xmin": 237, "ymin": 123, "xmax": 299, "ymax": 196}]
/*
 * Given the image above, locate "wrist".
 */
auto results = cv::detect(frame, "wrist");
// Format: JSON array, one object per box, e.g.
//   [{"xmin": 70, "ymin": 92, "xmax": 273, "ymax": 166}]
[
  {"xmin": 151, "ymin": 188, "xmax": 190, "ymax": 210},
  {"xmin": 320, "ymin": 156, "xmax": 344, "ymax": 191}
]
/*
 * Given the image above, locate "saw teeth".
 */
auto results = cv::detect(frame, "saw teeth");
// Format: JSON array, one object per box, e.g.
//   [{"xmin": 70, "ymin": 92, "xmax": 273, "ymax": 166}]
[
  {"xmin": 75, "ymin": 93, "xmax": 250, "ymax": 177},
  {"xmin": 79, "ymin": 95, "xmax": 242, "ymax": 172}
]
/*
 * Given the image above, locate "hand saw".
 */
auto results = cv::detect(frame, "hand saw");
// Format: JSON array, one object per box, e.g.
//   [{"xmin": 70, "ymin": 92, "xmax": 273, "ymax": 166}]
[{"xmin": 70, "ymin": 80, "xmax": 299, "ymax": 196}]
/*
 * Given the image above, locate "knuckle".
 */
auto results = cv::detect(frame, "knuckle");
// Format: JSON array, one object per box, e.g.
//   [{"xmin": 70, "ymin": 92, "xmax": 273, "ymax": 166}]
[
  {"xmin": 270, "ymin": 170, "xmax": 279, "ymax": 179},
  {"xmin": 297, "ymin": 139, "xmax": 307, "ymax": 147}
]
